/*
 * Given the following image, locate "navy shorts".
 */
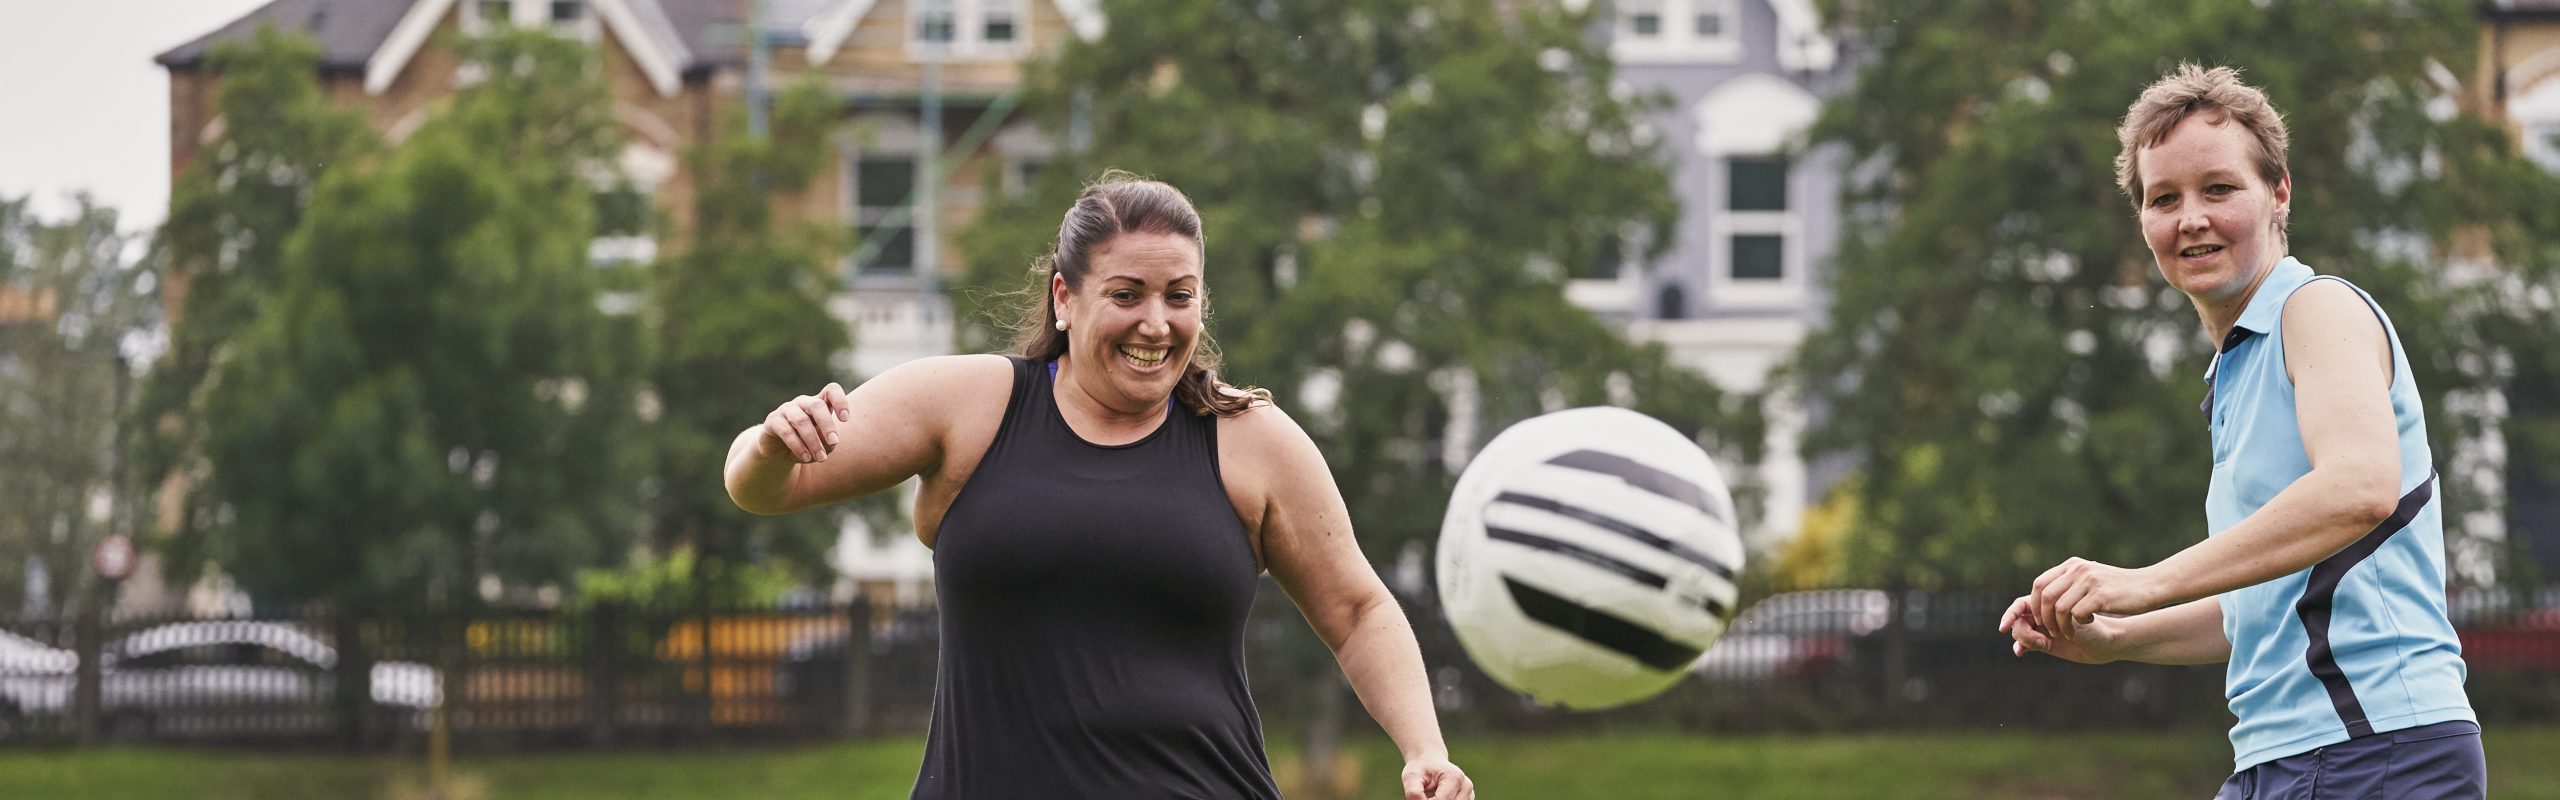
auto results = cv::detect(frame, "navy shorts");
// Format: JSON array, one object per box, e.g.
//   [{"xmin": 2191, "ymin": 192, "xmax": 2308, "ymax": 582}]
[{"xmin": 2214, "ymin": 720, "xmax": 2485, "ymax": 800}]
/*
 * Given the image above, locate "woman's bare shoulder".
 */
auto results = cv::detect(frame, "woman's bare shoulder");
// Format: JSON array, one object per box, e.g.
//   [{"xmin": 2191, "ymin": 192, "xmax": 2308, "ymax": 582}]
[
  {"xmin": 859, "ymin": 354, "xmax": 1018, "ymax": 425},
  {"xmin": 1216, "ymin": 397, "xmax": 1319, "ymax": 464},
  {"xmin": 874, "ymin": 353, "xmax": 1015, "ymax": 393}
]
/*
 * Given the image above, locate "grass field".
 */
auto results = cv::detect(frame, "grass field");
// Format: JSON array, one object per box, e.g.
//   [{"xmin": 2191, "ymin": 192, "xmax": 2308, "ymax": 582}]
[{"xmin": 3, "ymin": 726, "xmax": 2553, "ymax": 799}]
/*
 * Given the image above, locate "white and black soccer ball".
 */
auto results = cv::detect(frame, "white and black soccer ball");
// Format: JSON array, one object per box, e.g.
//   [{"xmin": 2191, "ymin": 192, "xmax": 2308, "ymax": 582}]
[{"xmin": 1435, "ymin": 406, "xmax": 1743, "ymax": 710}]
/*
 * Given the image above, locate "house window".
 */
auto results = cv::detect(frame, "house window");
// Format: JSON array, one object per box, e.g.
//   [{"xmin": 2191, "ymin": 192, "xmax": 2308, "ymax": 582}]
[
  {"xmin": 589, "ymin": 182, "xmax": 658, "ymax": 266},
  {"xmin": 910, "ymin": 0, "xmax": 1028, "ymax": 56},
  {"xmin": 1621, "ymin": 0, "xmax": 1664, "ymax": 37},
  {"xmin": 467, "ymin": 0, "xmax": 595, "ymax": 38},
  {"xmin": 1722, "ymin": 155, "xmax": 1792, "ymax": 285},
  {"xmin": 857, "ymin": 157, "xmax": 915, "ymax": 209},
  {"xmin": 855, "ymin": 157, "xmax": 919, "ymax": 272},
  {"xmin": 1731, "ymin": 235, "xmax": 1784, "ymax": 280},
  {"xmin": 593, "ymin": 184, "xmax": 650, "ymax": 239},
  {"xmin": 1655, "ymin": 283, "xmax": 1687, "ymax": 320},
  {"xmin": 1011, "ymin": 157, "xmax": 1048, "ymax": 195},
  {"xmin": 1612, "ymin": 0, "xmax": 1739, "ymax": 64},
  {"xmin": 915, "ymin": 0, "xmax": 958, "ymax": 44},
  {"xmin": 984, "ymin": 7, "xmax": 1018, "ymax": 43},
  {"xmin": 2511, "ymin": 78, "xmax": 2560, "ymax": 170},
  {"xmin": 1581, "ymin": 235, "xmax": 1623, "ymax": 280},
  {"xmin": 1728, "ymin": 156, "xmax": 1788, "ymax": 212},
  {"xmin": 865, "ymin": 227, "xmax": 918, "ymax": 273},
  {"xmin": 2525, "ymin": 122, "xmax": 2560, "ymax": 172}
]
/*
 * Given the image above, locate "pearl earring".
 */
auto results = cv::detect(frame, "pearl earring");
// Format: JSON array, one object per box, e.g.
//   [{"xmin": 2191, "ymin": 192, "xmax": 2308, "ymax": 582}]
[{"xmin": 1055, "ymin": 318, "xmax": 1068, "ymax": 331}]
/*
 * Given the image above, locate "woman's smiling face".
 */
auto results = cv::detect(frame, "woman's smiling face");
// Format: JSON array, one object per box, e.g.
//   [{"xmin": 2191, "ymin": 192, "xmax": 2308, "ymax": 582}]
[{"xmin": 1053, "ymin": 231, "xmax": 1204, "ymax": 413}]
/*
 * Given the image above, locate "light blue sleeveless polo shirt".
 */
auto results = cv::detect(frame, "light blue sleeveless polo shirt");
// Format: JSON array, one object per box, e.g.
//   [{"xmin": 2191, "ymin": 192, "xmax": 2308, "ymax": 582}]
[{"xmin": 2203, "ymin": 256, "xmax": 2474, "ymax": 771}]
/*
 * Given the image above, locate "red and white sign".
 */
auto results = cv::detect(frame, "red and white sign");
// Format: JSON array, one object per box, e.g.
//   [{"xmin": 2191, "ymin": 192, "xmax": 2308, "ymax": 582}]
[{"xmin": 92, "ymin": 533, "xmax": 135, "ymax": 581}]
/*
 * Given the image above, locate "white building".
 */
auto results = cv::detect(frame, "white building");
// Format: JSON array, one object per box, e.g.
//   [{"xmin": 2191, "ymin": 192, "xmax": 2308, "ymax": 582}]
[{"xmin": 1568, "ymin": 0, "xmax": 1850, "ymax": 549}]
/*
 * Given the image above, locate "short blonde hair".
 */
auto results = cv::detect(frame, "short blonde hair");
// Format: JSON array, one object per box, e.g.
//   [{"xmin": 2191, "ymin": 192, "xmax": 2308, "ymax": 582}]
[{"xmin": 2113, "ymin": 64, "xmax": 2289, "ymax": 210}]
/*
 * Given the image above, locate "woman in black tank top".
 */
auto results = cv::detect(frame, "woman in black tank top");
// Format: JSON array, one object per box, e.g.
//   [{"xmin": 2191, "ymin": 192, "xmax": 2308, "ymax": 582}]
[{"xmin": 723, "ymin": 174, "xmax": 1474, "ymax": 800}]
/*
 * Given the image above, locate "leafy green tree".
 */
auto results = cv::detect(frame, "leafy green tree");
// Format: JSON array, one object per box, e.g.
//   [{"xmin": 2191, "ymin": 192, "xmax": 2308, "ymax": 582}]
[
  {"xmin": 0, "ymin": 196, "xmax": 155, "ymax": 615},
  {"xmin": 648, "ymin": 81, "xmax": 853, "ymax": 600},
  {"xmin": 1794, "ymin": 0, "xmax": 2560, "ymax": 592},
  {"xmin": 569, "ymin": 548, "xmax": 804, "ymax": 610},
  {"xmin": 197, "ymin": 28, "xmax": 644, "ymax": 614},
  {"xmin": 2424, "ymin": 99, "xmax": 2560, "ymax": 595},
  {"xmin": 958, "ymin": 0, "xmax": 1756, "ymax": 570},
  {"xmin": 138, "ymin": 27, "xmax": 377, "ymax": 583}
]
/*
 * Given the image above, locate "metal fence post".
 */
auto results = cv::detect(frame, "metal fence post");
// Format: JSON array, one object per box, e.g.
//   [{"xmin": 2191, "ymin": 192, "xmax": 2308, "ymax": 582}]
[
  {"xmin": 333, "ymin": 611, "xmax": 372, "ymax": 748},
  {"xmin": 586, "ymin": 602, "xmax": 620, "ymax": 748},
  {"xmin": 71, "ymin": 598, "xmax": 103, "ymax": 745},
  {"xmin": 843, "ymin": 595, "xmax": 872, "ymax": 738}
]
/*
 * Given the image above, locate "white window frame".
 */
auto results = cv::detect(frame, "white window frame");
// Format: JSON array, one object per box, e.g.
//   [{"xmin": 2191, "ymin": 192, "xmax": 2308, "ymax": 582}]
[
  {"xmin": 907, "ymin": 0, "xmax": 1032, "ymax": 61},
  {"xmin": 1706, "ymin": 154, "xmax": 1805, "ymax": 308},
  {"xmin": 1694, "ymin": 75, "xmax": 1816, "ymax": 309},
  {"xmin": 1565, "ymin": 223, "xmax": 1648, "ymax": 318},
  {"xmin": 1006, "ymin": 155, "xmax": 1048, "ymax": 196},
  {"xmin": 841, "ymin": 119, "xmax": 928, "ymax": 276},
  {"xmin": 1612, "ymin": 0, "xmax": 1741, "ymax": 65},
  {"xmin": 980, "ymin": 0, "xmax": 1027, "ymax": 49},
  {"xmin": 847, "ymin": 154, "xmax": 922, "ymax": 274},
  {"xmin": 909, "ymin": 0, "xmax": 959, "ymax": 49},
  {"xmin": 464, "ymin": 0, "xmax": 512, "ymax": 32},
  {"xmin": 993, "ymin": 121, "xmax": 1055, "ymax": 197},
  {"xmin": 463, "ymin": 0, "xmax": 599, "ymax": 41},
  {"xmin": 2514, "ymin": 77, "xmax": 2560, "ymax": 172},
  {"xmin": 589, "ymin": 139, "xmax": 673, "ymax": 266},
  {"xmin": 2526, "ymin": 121, "xmax": 2560, "ymax": 173}
]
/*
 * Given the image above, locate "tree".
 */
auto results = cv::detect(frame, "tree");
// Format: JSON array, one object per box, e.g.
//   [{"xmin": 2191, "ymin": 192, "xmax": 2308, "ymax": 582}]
[
  {"xmin": 647, "ymin": 81, "xmax": 852, "ymax": 601},
  {"xmin": 2428, "ymin": 85, "xmax": 2560, "ymax": 595},
  {"xmin": 196, "ymin": 28, "xmax": 644, "ymax": 614},
  {"xmin": 138, "ymin": 27, "xmax": 377, "ymax": 585},
  {"xmin": 0, "ymin": 196, "xmax": 155, "ymax": 615},
  {"xmin": 1793, "ymin": 0, "xmax": 2560, "ymax": 592}
]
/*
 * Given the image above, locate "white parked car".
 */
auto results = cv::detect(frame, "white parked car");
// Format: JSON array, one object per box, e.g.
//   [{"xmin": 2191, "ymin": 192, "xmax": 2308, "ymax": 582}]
[
  {"xmin": 98, "ymin": 621, "xmax": 440, "ymax": 740},
  {"xmin": 0, "ymin": 629, "xmax": 77, "ymax": 740},
  {"xmin": 1692, "ymin": 590, "xmax": 1889, "ymax": 685}
]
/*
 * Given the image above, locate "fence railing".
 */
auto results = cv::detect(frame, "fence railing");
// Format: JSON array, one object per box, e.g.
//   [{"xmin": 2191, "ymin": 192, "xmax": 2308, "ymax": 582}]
[
  {"xmin": 4, "ymin": 587, "xmax": 2556, "ymax": 750},
  {"xmin": 0, "ymin": 599, "xmax": 941, "ymax": 749}
]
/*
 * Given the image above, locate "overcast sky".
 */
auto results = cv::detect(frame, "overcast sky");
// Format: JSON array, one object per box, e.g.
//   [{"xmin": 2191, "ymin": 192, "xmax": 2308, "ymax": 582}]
[{"xmin": 0, "ymin": 0, "xmax": 275, "ymax": 233}]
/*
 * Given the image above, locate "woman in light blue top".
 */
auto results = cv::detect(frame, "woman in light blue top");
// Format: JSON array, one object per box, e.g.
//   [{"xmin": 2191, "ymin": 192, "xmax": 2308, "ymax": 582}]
[{"xmin": 2000, "ymin": 64, "xmax": 2480, "ymax": 798}]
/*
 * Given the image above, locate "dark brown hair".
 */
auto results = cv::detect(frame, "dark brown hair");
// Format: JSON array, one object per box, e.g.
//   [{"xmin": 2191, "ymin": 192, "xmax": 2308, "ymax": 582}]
[{"xmin": 1007, "ymin": 170, "xmax": 1268, "ymax": 417}]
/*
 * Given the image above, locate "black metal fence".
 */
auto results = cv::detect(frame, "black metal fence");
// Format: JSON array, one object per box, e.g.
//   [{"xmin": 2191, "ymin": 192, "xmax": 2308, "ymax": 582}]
[
  {"xmin": 0, "ymin": 599, "xmax": 942, "ymax": 749},
  {"xmin": 4, "ymin": 587, "xmax": 2556, "ymax": 750},
  {"xmin": 1393, "ymin": 588, "xmax": 2560, "ymax": 736}
]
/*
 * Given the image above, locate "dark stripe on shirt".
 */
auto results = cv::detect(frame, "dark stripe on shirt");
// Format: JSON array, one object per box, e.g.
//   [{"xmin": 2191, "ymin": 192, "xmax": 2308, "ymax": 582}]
[{"xmin": 2293, "ymin": 472, "xmax": 2436, "ymax": 739}]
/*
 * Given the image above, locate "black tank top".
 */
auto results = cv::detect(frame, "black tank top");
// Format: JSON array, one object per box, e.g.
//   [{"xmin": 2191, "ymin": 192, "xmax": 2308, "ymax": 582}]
[{"xmin": 911, "ymin": 357, "xmax": 1279, "ymax": 800}]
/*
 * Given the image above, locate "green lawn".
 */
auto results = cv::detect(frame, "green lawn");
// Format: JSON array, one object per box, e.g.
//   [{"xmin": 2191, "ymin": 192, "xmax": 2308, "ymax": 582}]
[{"xmin": 3, "ymin": 727, "xmax": 2553, "ymax": 799}]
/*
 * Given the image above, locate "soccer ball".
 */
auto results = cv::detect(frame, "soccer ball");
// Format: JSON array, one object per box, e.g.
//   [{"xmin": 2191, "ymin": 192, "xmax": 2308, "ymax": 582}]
[{"xmin": 1435, "ymin": 406, "xmax": 1743, "ymax": 710}]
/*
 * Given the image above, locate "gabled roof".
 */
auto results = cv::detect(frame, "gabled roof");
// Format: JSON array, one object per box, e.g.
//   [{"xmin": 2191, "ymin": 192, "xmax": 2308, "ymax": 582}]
[
  {"xmin": 370, "ymin": 0, "xmax": 688, "ymax": 95},
  {"xmin": 661, "ymin": 0, "xmax": 748, "ymax": 66},
  {"xmin": 157, "ymin": 0, "xmax": 733, "ymax": 98},
  {"xmin": 801, "ymin": 0, "xmax": 1104, "ymax": 65},
  {"xmin": 156, "ymin": 0, "xmax": 412, "ymax": 69}
]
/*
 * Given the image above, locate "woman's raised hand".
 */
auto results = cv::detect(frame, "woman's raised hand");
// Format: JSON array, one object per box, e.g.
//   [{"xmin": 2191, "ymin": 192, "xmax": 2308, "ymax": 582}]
[{"xmin": 759, "ymin": 382, "xmax": 852, "ymax": 463}]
